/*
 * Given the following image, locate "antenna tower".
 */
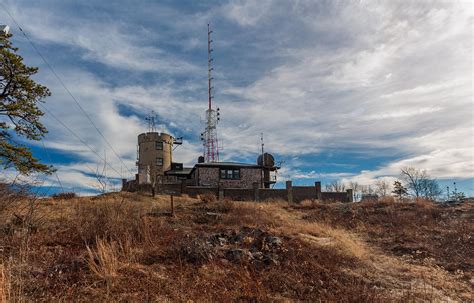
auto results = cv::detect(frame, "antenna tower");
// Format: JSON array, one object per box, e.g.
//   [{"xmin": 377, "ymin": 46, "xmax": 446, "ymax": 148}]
[
  {"xmin": 201, "ymin": 23, "xmax": 220, "ymax": 162},
  {"xmin": 145, "ymin": 111, "xmax": 158, "ymax": 133}
]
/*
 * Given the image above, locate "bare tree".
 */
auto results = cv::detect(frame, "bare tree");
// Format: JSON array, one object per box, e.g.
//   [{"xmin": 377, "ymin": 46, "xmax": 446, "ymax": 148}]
[
  {"xmin": 400, "ymin": 167, "xmax": 427, "ymax": 198},
  {"xmin": 325, "ymin": 180, "xmax": 346, "ymax": 192},
  {"xmin": 400, "ymin": 167, "xmax": 442, "ymax": 200},
  {"xmin": 94, "ymin": 151, "xmax": 108, "ymax": 194},
  {"xmin": 375, "ymin": 179, "xmax": 390, "ymax": 197},
  {"xmin": 361, "ymin": 185, "xmax": 374, "ymax": 195},
  {"xmin": 420, "ymin": 178, "xmax": 442, "ymax": 200}
]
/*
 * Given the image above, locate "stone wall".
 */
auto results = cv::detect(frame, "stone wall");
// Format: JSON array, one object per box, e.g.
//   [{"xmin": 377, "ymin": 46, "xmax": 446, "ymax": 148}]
[
  {"xmin": 195, "ymin": 167, "xmax": 261, "ymax": 189},
  {"xmin": 195, "ymin": 167, "xmax": 220, "ymax": 187}
]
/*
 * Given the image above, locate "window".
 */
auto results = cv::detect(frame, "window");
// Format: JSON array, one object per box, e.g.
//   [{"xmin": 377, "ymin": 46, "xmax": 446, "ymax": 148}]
[
  {"xmin": 220, "ymin": 169, "xmax": 240, "ymax": 180},
  {"xmin": 156, "ymin": 157, "xmax": 163, "ymax": 166},
  {"xmin": 156, "ymin": 141, "xmax": 163, "ymax": 150}
]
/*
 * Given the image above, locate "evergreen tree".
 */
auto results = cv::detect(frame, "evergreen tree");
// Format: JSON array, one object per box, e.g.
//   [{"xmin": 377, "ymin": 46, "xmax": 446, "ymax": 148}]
[
  {"xmin": 0, "ymin": 32, "xmax": 52, "ymax": 174},
  {"xmin": 392, "ymin": 180, "xmax": 407, "ymax": 199}
]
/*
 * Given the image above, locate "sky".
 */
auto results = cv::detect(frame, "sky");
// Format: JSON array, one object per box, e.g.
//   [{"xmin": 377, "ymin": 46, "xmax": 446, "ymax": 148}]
[{"xmin": 0, "ymin": 0, "xmax": 473, "ymax": 196}]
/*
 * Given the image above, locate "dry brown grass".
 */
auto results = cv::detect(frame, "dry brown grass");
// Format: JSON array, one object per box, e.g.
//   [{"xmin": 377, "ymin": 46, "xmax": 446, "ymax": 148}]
[
  {"xmin": 0, "ymin": 263, "xmax": 11, "ymax": 302},
  {"xmin": 86, "ymin": 238, "xmax": 120, "ymax": 281},
  {"xmin": 0, "ymin": 192, "xmax": 471, "ymax": 301},
  {"xmin": 198, "ymin": 192, "xmax": 217, "ymax": 203}
]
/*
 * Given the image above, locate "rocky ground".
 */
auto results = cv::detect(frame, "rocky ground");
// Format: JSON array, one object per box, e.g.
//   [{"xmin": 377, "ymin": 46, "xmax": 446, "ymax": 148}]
[{"xmin": 0, "ymin": 192, "xmax": 472, "ymax": 302}]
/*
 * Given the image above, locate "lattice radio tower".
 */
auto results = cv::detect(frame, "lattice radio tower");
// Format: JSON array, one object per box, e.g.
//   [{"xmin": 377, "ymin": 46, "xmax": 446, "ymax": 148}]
[
  {"xmin": 200, "ymin": 24, "xmax": 220, "ymax": 162},
  {"xmin": 145, "ymin": 111, "xmax": 158, "ymax": 133}
]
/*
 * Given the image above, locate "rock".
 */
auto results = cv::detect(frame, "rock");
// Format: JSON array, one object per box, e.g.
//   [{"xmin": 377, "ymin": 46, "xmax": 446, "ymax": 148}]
[
  {"xmin": 265, "ymin": 236, "xmax": 282, "ymax": 248},
  {"xmin": 250, "ymin": 251, "xmax": 264, "ymax": 261},
  {"xmin": 205, "ymin": 212, "xmax": 219, "ymax": 218},
  {"xmin": 226, "ymin": 248, "xmax": 253, "ymax": 263},
  {"xmin": 180, "ymin": 238, "xmax": 216, "ymax": 264}
]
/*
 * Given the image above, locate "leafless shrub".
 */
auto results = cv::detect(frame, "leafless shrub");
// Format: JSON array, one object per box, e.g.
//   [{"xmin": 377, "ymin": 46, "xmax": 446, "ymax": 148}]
[
  {"xmin": 377, "ymin": 196, "xmax": 395, "ymax": 204},
  {"xmin": 73, "ymin": 199, "xmax": 147, "ymax": 244},
  {"xmin": 198, "ymin": 193, "xmax": 217, "ymax": 203}
]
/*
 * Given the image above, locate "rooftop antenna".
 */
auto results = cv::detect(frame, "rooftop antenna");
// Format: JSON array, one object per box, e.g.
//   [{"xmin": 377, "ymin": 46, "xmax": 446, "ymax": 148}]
[
  {"xmin": 145, "ymin": 111, "xmax": 158, "ymax": 133},
  {"xmin": 261, "ymin": 133, "xmax": 265, "ymax": 166},
  {"xmin": 201, "ymin": 23, "xmax": 220, "ymax": 162}
]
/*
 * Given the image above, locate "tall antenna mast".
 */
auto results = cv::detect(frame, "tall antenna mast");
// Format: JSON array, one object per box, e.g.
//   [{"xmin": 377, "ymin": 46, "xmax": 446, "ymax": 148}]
[
  {"xmin": 208, "ymin": 23, "xmax": 213, "ymax": 110},
  {"xmin": 201, "ymin": 23, "xmax": 220, "ymax": 162}
]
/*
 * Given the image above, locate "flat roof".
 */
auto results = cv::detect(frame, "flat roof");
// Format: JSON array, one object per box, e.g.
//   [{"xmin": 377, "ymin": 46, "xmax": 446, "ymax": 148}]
[
  {"xmin": 165, "ymin": 167, "xmax": 193, "ymax": 176},
  {"xmin": 195, "ymin": 162, "xmax": 263, "ymax": 168},
  {"xmin": 164, "ymin": 162, "xmax": 279, "ymax": 177}
]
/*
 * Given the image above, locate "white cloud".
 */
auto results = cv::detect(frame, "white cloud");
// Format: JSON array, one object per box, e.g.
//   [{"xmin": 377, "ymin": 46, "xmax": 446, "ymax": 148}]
[
  {"xmin": 221, "ymin": 0, "xmax": 273, "ymax": 27},
  {"xmin": 5, "ymin": 3, "xmax": 200, "ymax": 74},
  {"xmin": 0, "ymin": 0, "xmax": 472, "ymax": 193}
]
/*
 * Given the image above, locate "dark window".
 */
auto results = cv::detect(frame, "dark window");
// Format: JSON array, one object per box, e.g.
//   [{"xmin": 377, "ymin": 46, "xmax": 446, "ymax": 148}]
[
  {"xmin": 156, "ymin": 157, "xmax": 163, "ymax": 166},
  {"xmin": 156, "ymin": 141, "xmax": 163, "ymax": 150},
  {"xmin": 220, "ymin": 169, "xmax": 240, "ymax": 180},
  {"xmin": 233, "ymin": 169, "xmax": 240, "ymax": 179}
]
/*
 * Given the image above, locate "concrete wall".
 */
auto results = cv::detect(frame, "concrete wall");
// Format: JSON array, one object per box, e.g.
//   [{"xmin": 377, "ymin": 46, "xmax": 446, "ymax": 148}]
[
  {"xmin": 259, "ymin": 188, "xmax": 287, "ymax": 201},
  {"xmin": 223, "ymin": 188, "xmax": 255, "ymax": 201},
  {"xmin": 185, "ymin": 186, "xmax": 219, "ymax": 197},
  {"xmin": 321, "ymin": 192, "xmax": 351, "ymax": 202},
  {"xmin": 293, "ymin": 186, "xmax": 318, "ymax": 202}
]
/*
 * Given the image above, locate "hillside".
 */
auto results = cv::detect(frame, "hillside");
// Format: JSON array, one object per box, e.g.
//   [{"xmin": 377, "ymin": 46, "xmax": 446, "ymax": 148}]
[{"xmin": 0, "ymin": 192, "xmax": 472, "ymax": 302}]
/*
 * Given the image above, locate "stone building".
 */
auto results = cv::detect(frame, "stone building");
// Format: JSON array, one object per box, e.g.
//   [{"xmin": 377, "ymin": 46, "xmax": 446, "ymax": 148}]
[
  {"xmin": 127, "ymin": 131, "xmax": 278, "ymax": 191},
  {"xmin": 188, "ymin": 162, "xmax": 275, "ymax": 189},
  {"xmin": 122, "ymin": 130, "xmax": 353, "ymax": 202}
]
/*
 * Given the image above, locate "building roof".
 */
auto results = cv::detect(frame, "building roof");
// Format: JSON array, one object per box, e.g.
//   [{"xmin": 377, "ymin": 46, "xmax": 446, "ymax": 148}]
[
  {"xmin": 165, "ymin": 161, "xmax": 279, "ymax": 177},
  {"xmin": 165, "ymin": 167, "xmax": 193, "ymax": 176},
  {"xmin": 195, "ymin": 162, "xmax": 263, "ymax": 168}
]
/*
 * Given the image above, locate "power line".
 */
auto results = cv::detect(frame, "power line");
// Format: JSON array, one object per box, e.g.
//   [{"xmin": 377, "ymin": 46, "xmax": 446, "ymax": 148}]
[
  {"xmin": 1, "ymin": 3, "xmax": 134, "ymax": 177},
  {"xmin": 39, "ymin": 103, "xmax": 124, "ymax": 178},
  {"xmin": 40, "ymin": 140, "xmax": 64, "ymax": 193}
]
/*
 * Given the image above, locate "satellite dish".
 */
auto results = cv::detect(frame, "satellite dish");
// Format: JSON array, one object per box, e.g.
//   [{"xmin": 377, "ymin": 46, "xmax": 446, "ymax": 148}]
[
  {"xmin": 257, "ymin": 153, "xmax": 275, "ymax": 167},
  {"xmin": 198, "ymin": 156, "xmax": 205, "ymax": 163}
]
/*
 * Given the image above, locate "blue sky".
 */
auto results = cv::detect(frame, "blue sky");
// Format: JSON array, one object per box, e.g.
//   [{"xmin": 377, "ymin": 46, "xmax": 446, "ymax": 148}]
[{"xmin": 1, "ymin": 0, "xmax": 473, "ymax": 196}]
